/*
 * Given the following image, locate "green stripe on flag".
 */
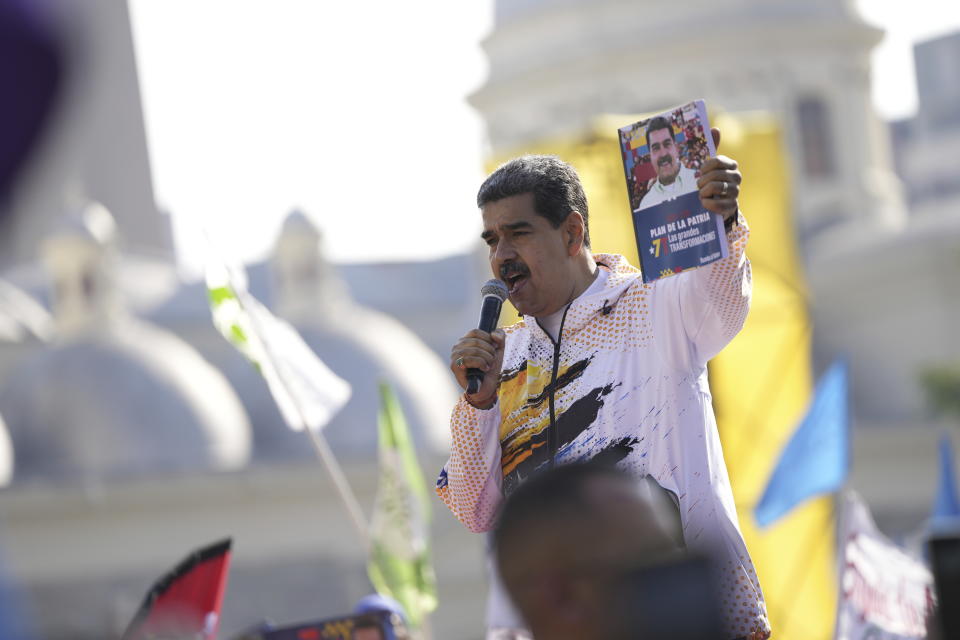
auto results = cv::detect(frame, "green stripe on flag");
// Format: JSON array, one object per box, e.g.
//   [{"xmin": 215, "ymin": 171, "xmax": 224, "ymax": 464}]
[{"xmin": 207, "ymin": 285, "xmax": 236, "ymax": 306}]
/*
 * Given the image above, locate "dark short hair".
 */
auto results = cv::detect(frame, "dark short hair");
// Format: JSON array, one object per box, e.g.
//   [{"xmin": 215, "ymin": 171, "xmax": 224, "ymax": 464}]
[
  {"xmin": 645, "ymin": 116, "xmax": 674, "ymax": 149},
  {"xmin": 476, "ymin": 155, "xmax": 590, "ymax": 248},
  {"xmin": 493, "ymin": 462, "xmax": 630, "ymax": 554}
]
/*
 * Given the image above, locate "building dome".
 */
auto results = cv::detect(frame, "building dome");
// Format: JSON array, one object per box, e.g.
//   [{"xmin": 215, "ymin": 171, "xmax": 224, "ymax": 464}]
[
  {"xmin": 1, "ymin": 321, "xmax": 252, "ymax": 482},
  {"xmin": 299, "ymin": 311, "xmax": 456, "ymax": 455},
  {"xmin": 0, "ymin": 202, "xmax": 252, "ymax": 483},
  {"xmin": 234, "ymin": 211, "xmax": 457, "ymax": 461}
]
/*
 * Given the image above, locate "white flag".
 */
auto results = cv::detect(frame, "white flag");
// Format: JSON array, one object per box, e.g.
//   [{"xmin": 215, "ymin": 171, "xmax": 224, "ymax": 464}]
[
  {"xmin": 206, "ymin": 262, "xmax": 351, "ymax": 432},
  {"xmin": 835, "ymin": 491, "xmax": 935, "ymax": 640}
]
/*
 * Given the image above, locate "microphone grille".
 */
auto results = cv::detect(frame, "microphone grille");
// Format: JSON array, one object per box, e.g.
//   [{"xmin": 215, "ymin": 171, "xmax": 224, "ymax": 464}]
[{"xmin": 481, "ymin": 279, "xmax": 509, "ymax": 301}]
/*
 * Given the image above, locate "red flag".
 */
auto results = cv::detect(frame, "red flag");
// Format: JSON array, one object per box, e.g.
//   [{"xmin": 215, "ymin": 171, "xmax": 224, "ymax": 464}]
[{"xmin": 123, "ymin": 538, "xmax": 232, "ymax": 640}]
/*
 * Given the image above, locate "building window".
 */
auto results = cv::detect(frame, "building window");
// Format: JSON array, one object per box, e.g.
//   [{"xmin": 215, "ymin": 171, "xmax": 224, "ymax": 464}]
[{"xmin": 796, "ymin": 97, "xmax": 836, "ymax": 180}]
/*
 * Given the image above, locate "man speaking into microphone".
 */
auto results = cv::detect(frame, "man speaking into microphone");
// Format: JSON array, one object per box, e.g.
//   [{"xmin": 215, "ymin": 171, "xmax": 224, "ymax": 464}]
[{"xmin": 436, "ymin": 129, "xmax": 770, "ymax": 640}]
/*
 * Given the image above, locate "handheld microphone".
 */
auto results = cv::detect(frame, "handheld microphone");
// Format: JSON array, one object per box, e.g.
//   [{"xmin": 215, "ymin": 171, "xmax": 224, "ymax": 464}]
[{"xmin": 467, "ymin": 279, "xmax": 509, "ymax": 395}]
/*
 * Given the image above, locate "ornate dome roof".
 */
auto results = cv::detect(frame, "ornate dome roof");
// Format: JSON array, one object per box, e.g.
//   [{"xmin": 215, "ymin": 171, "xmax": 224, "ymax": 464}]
[
  {"xmin": 0, "ymin": 203, "xmax": 252, "ymax": 483},
  {"xmin": 303, "ymin": 310, "xmax": 455, "ymax": 454},
  {"xmin": 232, "ymin": 211, "xmax": 458, "ymax": 461},
  {"xmin": 232, "ymin": 308, "xmax": 456, "ymax": 461},
  {"xmin": 0, "ymin": 319, "xmax": 251, "ymax": 482}
]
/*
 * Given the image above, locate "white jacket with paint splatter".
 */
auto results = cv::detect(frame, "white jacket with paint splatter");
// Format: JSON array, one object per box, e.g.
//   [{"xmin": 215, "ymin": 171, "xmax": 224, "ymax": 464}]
[{"xmin": 436, "ymin": 215, "xmax": 770, "ymax": 639}]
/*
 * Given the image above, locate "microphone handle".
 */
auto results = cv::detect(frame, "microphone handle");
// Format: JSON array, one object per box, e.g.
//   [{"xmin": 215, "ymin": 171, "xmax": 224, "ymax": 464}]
[
  {"xmin": 466, "ymin": 374, "xmax": 483, "ymax": 395},
  {"xmin": 466, "ymin": 294, "xmax": 504, "ymax": 395}
]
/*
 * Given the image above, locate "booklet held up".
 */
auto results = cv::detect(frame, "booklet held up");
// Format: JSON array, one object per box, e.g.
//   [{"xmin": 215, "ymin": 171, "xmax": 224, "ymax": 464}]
[{"xmin": 618, "ymin": 100, "xmax": 728, "ymax": 283}]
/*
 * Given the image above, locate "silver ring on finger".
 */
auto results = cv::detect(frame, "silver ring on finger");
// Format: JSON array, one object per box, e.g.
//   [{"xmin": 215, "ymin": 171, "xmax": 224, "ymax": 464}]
[
  {"xmin": 456, "ymin": 356, "xmax": 465, "ymax": 369},
  {"xmin": 720, "ymin": 181, "xmax": 728, "ymax": 197}
]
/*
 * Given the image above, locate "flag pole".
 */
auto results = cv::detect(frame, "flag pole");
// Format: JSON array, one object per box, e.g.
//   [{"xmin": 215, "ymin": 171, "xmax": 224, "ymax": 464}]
[
  {"xmin": 233, "ymin": 285, "xmax": 370, "ymax": 549},
  {"xmin": 297, "ymin": 410, "xmax": 371, "ymax": 550}
]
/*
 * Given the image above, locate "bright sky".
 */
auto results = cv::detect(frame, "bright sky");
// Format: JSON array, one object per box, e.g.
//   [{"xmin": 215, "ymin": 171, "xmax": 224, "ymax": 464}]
[
  {"xmin": 129, "ymin": 0, "xmax": 960, "ymax": 275},
  {"xmin": 129, "ymin": 0, "xmax": 492, "ymax": 276},
  {"xmin": 856, "ymin": 0, "xmax": 960, "ymax": 120}
]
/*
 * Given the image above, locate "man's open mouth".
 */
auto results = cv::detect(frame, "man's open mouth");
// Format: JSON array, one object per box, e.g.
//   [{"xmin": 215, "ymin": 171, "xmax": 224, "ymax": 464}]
[
  {"xmin": 500, "ymin": 266, "xmax": 529, "ymax": 294},
  {"xmin": 505, "ymin": 274, "xmax": 527, "ymax": 294}
]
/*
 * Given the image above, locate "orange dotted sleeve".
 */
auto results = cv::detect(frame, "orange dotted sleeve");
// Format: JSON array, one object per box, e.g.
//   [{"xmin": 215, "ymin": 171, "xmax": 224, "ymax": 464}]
[
  {"xmin": 435, "ymin": 396, "xmax": 504, "ymax": 533},
  {"xmin": 693, "ymin": 211, "xmax": 752, "ymax": 357},
  {"xmin": 652, "ymin": 212, "xmax": 752, "ymax": 370}
]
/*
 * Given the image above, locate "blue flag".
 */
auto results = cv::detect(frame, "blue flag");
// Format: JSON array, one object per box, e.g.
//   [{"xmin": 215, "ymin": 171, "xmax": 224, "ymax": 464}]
[
  {"xmin": 932, "ymin": 433, "xmax": 960, "ymax": 520},
  {"xmin": 755, "ymin": 360, "xmax": 849, "ymax": 528}
]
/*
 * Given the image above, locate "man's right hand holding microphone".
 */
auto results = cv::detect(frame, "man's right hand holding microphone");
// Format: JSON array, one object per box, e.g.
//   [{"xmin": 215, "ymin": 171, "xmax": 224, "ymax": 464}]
[{"xmin": 450, "ymin": 279, "xmax": 509, "ymax": 410}]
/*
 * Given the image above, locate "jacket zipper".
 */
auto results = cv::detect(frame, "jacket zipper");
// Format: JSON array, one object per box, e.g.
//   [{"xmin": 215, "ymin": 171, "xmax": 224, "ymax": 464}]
[{"xmin": 537, "ymin": 305, "xmax": 570, "ymax": 469}]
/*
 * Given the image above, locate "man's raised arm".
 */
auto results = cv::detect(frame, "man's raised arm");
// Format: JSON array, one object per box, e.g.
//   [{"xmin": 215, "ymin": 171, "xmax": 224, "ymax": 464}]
[{"xmin": 652, "ymin": 130, "xmax": 753, "ymax": 370}]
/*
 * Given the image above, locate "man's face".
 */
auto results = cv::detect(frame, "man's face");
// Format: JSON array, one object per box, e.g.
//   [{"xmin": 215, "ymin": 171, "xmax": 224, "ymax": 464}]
[
  {"xmin": 648, "ymin": 126, "xmax": 680, "ymax": 185},
  {"xmin": 481, "ymin": 193, "xmax": 574, "ymax": 318}
]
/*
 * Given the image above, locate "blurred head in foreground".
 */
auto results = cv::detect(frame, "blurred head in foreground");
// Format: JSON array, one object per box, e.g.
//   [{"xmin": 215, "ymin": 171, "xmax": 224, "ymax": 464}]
[{"xmin": 494, "ymin": 463, "xmax": 723, "ymax": 640}]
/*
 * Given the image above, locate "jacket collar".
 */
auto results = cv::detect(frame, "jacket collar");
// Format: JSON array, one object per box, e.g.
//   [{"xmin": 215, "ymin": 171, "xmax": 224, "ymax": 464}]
[{"xmin": 524, "ymin": 253, "xmax": 642, "ymax": 341}]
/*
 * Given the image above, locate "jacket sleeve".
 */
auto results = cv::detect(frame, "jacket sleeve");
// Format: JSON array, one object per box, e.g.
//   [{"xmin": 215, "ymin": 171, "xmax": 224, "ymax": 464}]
[
  {"xmin": 435, "ymin": 396, "xmax": 504, "ymax": 533},
  {"xmin": 652, "ymin": 212, "xmax": 752, "ymax": 370}
]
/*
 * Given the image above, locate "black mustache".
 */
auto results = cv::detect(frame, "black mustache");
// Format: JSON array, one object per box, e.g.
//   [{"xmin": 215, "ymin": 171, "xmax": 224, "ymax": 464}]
[
  {"xmin": 658, "ymin": 156, "xmax": 675, "ymax": 166},
  {"xmin": 500, "ymin": 263, "xmax": 529, "ymax": 280}
]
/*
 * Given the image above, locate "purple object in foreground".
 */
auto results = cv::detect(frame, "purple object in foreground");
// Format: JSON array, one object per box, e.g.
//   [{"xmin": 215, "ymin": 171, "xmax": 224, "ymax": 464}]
[{"xmin": 0, "ymin": 0, "xmax": 63, "ymax": 201}]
